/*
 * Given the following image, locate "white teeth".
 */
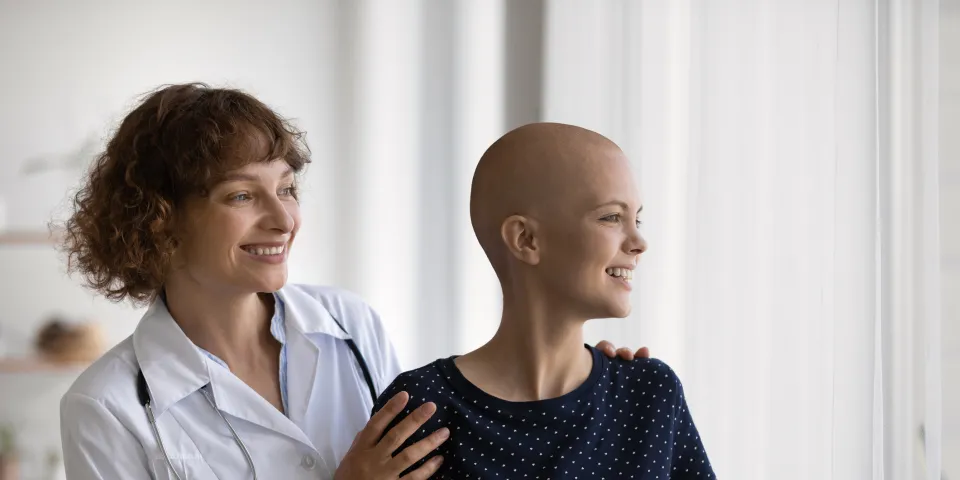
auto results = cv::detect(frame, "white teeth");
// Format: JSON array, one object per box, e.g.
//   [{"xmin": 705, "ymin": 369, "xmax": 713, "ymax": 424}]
[
  {"xmin": 606, "ymin": 267, "xmax": 633, "ymax": 281},
  {"xmin": 245, "ymin": 245, "xmax": 285, "ymax": 256}
]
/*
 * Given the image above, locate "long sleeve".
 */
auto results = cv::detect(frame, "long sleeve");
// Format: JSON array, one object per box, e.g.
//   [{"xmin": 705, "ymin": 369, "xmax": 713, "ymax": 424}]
[
  {"xmin": 670, "ymin": 378, "xmax": 716, "ymax": 478},
  {"xmin": 61, "ymin": 393, "xmax": 153, "ymax": 480},
  {"xmin": 364, "ymin": 304, "xmax": 404, "ymax": 395}
]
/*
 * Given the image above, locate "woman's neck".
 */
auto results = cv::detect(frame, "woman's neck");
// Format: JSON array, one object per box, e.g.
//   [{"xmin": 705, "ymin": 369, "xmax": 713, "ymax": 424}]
[
  {"xmin": 455, "ymin": 290, "xmax": 593, "ymax": 402},
  {"xmin": 162, "ymin": 280, "xmax": 274, "ymax": 369}
]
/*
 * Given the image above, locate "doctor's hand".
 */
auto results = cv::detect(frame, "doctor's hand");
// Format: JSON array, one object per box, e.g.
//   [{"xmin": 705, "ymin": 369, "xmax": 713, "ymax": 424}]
[
  {"xmin": 596, "ymin": 340, "xmax": 651, "ymax": 360},
  {"xmin": 335, "ymin": 391, "xmax": 448, "ymax": 480}
]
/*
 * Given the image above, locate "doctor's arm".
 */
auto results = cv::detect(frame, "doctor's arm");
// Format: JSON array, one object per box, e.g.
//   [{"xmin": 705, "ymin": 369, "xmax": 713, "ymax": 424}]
[{"xmin": 61, "ymin": 393, "xmax": 153, "ymax": 480}]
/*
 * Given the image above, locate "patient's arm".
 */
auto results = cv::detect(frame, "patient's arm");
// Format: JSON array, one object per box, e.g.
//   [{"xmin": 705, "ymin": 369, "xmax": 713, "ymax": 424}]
[{"xmin": 668, "ymin": 375, "xmax": 716, "ymax": 478}]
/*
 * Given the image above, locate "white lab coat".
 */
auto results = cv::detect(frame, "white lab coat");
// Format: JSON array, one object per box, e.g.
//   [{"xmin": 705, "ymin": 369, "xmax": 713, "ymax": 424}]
[{"xmin": 59, "ymin": 284, "xmax": 403, "ymax": 479}]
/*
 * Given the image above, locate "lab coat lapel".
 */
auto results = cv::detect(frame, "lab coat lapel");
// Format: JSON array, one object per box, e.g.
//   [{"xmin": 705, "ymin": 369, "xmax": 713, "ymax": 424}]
[
  {"xmin": 277, "ymin": 286, "xmax": 345, "ymax": 428},
  {"xmin": 206, "ymin": 363, "xmax": 315, "ymax": 449},
  {"xmin": 285, "ymin": 328, "xmax": 321, "ymax": 428},
  {"xmin": 133, "ymin": 298, "xmax": 212, "ymax": 416}
]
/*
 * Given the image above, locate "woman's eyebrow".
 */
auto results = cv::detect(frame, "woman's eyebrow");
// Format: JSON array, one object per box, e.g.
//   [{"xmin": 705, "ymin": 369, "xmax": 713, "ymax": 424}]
[
  {"xmin": 220, "ymin": 172, "xmax": 260, "ymax": 182},
  {"xmin": 594, "ymin": 200, "xmax": 643, "ymax": 214},
  {"xmin": 220, "ymin": 166, "xmax": 294, "ymax": 183}
]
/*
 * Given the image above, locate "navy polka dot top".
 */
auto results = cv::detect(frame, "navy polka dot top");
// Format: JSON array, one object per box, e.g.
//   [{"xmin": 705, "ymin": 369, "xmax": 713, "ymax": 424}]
[{"xmin": 372, "ymin": 346, "xmax": 715, "ymax": 479}]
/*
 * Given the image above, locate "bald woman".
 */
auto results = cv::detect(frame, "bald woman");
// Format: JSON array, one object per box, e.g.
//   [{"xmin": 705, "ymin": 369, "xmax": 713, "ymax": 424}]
[{"xmin": 371, "ymin": 123, "xmax": 715, "ymax": 479}]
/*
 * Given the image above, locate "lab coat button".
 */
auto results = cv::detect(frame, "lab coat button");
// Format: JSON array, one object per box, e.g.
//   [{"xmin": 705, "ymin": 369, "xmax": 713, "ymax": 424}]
[{"xmin": 300, "ymin": 454, "xmax": 317, "ymax": 470}]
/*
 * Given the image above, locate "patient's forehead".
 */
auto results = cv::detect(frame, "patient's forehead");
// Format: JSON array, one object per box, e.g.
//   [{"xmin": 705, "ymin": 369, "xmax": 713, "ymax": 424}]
[{"xmin": 537, "ymin": 143, "xmax": 637, "ymax": 212}]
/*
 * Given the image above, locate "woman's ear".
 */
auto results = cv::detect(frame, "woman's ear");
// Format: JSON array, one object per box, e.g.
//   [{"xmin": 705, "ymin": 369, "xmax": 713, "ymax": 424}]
[
  {"xmin": 166, "ymin": 204, "xmax": 191, "ymax": 269},
  {"xmin": 500, "ymin": 215, "xmax": 540, "ymax": 266}
]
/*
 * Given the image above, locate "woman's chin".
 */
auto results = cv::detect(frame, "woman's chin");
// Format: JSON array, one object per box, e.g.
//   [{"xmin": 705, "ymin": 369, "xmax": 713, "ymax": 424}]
[
  {"xmin": 248, "ymin": 274, "xmax": 287, "ymax": 293},
  {"xmin": 603, "ymin": 300, "xmax": 633, "ymax": 319}
]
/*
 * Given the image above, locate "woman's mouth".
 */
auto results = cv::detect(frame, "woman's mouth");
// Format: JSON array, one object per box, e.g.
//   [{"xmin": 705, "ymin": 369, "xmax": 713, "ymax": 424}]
[
  {"xmin": 241, "ymin": 244, "xmax": 285, "ymax": 256},
  {"xmin": 240, "ymin": 243, "xmax": 287, "ymax": 264},
  {"xmin": 606, "ymin": 267, "xmax": 633, "ymax": 290},
  {"xmin": 605, "ymin": 267, "xmax": 633, "ymax": 281}
]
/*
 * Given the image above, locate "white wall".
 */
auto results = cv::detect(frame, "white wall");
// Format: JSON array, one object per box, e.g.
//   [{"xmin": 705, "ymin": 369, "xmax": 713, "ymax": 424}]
[
  {"xmin": 0, "ymin": 1, "xmax": 337, "ymax": 476},
  {"xmin": 940, "ymin": 1, "xmax": 960, "ymax": 476}
]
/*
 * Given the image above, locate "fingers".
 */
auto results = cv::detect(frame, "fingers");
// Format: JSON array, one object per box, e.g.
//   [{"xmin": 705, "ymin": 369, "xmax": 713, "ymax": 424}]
[
  {"xmin": 355, "ymin": 391, "xmax": 409, "ymax": 448},
  {"xmin": 596, "ymin": 341, "xmax": 651, "ymax": 360},
  {"xmin": 402, "ymin": 455, "xmax": 445, "ymax": 480},
  {"xmin": 389, "ymin": 427, "xmax": 450, "ymax": 474},
  {"xmin": 595, "ymin": 341, "xmax": 617, "ymax": 358},
  {"xmin": 378, "ymin": 402, "xmax": 438, "ymax": 453}
]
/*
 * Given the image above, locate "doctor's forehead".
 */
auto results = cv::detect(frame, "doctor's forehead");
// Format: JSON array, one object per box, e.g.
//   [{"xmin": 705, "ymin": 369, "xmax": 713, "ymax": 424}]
[{"xmin": 214, "ymin": 160, "xmax": 296, "ymax": 184}]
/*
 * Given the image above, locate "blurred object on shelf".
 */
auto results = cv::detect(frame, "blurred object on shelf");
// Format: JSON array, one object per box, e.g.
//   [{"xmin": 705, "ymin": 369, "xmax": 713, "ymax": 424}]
[
  {"xmin": 0, "ymin": 424, "xmax": 19, "ymax": 480},
  {"xmin": 42, "ymin": 449, "xmax": 62, "ymax": 480},
  {"xmin": 34, "ymin": 317, "xmax": 103, "ymax": 364},
  {"xmin": 0, "ymin": 356, "xmax": 90, "ymax": 373},
  {"xmin": 0, "ymin": 228, "xmax": 62, "ymax": 246}
]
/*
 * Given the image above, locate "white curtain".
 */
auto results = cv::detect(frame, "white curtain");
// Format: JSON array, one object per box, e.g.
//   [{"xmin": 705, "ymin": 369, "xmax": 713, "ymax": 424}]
[
  {"xmin": 543, "ymin": 1, "xmax": 942, "ymax": 479},
  {"xmin": 316, "ymin": 1, "xmax": 942, "ymax": 478},
  {"xmin": 321, "ymin": 0, "xmax": 509, "ymax": 368}
]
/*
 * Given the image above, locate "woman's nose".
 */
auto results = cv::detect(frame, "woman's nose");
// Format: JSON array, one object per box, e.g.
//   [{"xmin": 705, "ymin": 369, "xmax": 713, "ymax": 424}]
[
  {"xmin": 264, "ymin": 197, "xmax": 295, "ymax": 232},
  {"xmin": 627, "ymin": 228, "xmax": 648, "ymax": 255}
]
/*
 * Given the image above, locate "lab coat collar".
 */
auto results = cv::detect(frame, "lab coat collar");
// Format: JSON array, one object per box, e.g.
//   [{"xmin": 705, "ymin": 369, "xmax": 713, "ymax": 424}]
[
  {"xmin": 204, "ymin": 284, "xmax": 362, "ymax": 449},
  {"xmin": 205, "ymin": 357, "xmax": 315, "ymax": 448},
  {"xmin": 275, "ymin": 285, "xmax": 351, "ymax": 340},
  {"xmin": 131, "ymin": 285, "xmax": 351, "ymax": 418},
  {"xmin": 130, "ymin": 292, "xmax": 317, "ymax": 449},
  {"xmin": 132, "ymin": 296, "xmax": 212, "ymax": 417}
]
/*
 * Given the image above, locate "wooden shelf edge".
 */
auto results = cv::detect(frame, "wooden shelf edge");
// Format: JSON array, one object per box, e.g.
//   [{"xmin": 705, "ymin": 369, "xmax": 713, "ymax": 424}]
[
  {"xmin": 0, "ymin": 356, "xmax": 91, "ymax": 374},
  {"xmin": 0, "ymin": 228, "xmax": 63, "ymax": 246}
]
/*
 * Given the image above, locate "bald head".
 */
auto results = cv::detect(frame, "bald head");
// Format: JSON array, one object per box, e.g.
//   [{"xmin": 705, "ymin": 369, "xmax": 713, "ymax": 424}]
[{"xmin": 470, "ymin": 122, "xmax": 632, "ymax": 280}]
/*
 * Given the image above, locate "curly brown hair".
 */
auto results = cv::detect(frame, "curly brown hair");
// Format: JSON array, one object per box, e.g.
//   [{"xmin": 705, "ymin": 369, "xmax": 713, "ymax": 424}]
[{"xmin": 60, "ymin": 83, "xmax": 311, "ymax": 305}]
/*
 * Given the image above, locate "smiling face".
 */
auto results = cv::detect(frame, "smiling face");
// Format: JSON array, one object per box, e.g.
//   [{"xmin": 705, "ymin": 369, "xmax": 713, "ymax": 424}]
[
  {"xmin": 168, "ymin": 159, "xmax": 301, "ymax": 295},
  {"xmin": 471, "ymin": 122, "xmax": 648, "ymax": 321},
  {"xmin": 533, "ymin": 145, "xmax": 647, "ymax": 319}
]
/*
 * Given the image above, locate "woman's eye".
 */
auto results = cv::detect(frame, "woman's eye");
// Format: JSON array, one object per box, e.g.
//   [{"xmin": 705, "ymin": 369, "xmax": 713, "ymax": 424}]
[
  {"xmin": 636, "ymin": 219, "xmax": 643, "ymax": 228},
  {"xmin": 280, "ymin": 186, "xmax": 297, "ymax": 197},
  {"xmin": 602, "ymin": 214, "xmax": 621, "ymax": 223},
  {"xmin": 231, "ymin": 193, "xmax": 251, "ymax": 202}
]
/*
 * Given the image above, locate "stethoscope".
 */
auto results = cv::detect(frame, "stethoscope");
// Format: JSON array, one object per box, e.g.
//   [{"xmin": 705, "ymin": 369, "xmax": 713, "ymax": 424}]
[{"xmin": 136, "ymin": 313, "xmax": 377, "ymax": 480}]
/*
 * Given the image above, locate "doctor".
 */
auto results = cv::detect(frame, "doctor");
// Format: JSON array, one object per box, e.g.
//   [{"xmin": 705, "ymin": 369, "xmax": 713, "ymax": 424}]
[{"xmin": 58, "ymin": 83, "xmax": 650, "ymax": 479}]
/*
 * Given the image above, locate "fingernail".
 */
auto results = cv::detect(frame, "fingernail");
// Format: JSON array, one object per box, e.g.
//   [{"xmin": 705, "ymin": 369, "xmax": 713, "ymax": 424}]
[
  {"xmin": 432, "ymin": 456, "xmax": 444, "ymax": 465},
  {"xmin": 438, "ymin": 427, "xmax": 450, "ymax": 440},
  {"xmin": 419, "ymin": 403, "xmax": 437, "ymax": 419}
]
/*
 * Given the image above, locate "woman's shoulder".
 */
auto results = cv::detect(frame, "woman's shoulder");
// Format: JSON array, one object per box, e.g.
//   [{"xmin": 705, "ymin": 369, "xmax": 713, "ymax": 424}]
[
  {"xmin": 279, "ymin": 283, "xmax": 383, "ymax": 330},
  {"xmin": 281, "ymin": 283, "xmax": 372, "ymax": 311},
  {"xmin": 607, "ymin": 355, "xmax": 686, "ymax": 393},
  {"xmin": 619, "ymin": 355, "xmax": 677, "ymax": 375},
  {"xmin": 373, "ymin": 360, "xmax": 448, "ymax": 410},
  {"xmin": 279, "ymin": 284, "xmax": 402, "ymax": 385},
  {"xmin": 61, "ymin": 336, "xmax": 140, "ymax": 415}
]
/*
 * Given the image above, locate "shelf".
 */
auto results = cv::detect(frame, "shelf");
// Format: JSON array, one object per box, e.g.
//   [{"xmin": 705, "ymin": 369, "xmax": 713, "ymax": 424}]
[
  {"xmin": 0, "ymin": 356, "xmax": 91, "ymax": 374},
  {"xmin": 0, "ymin": 228, "xmax": 62, "ymax": 246}
]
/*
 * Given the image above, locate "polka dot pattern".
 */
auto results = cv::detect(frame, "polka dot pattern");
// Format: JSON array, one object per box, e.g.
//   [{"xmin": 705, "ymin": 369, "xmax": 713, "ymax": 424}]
[{"xmin": 372, "ymin": 346, "xmax": 715, "ymax": 479}]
